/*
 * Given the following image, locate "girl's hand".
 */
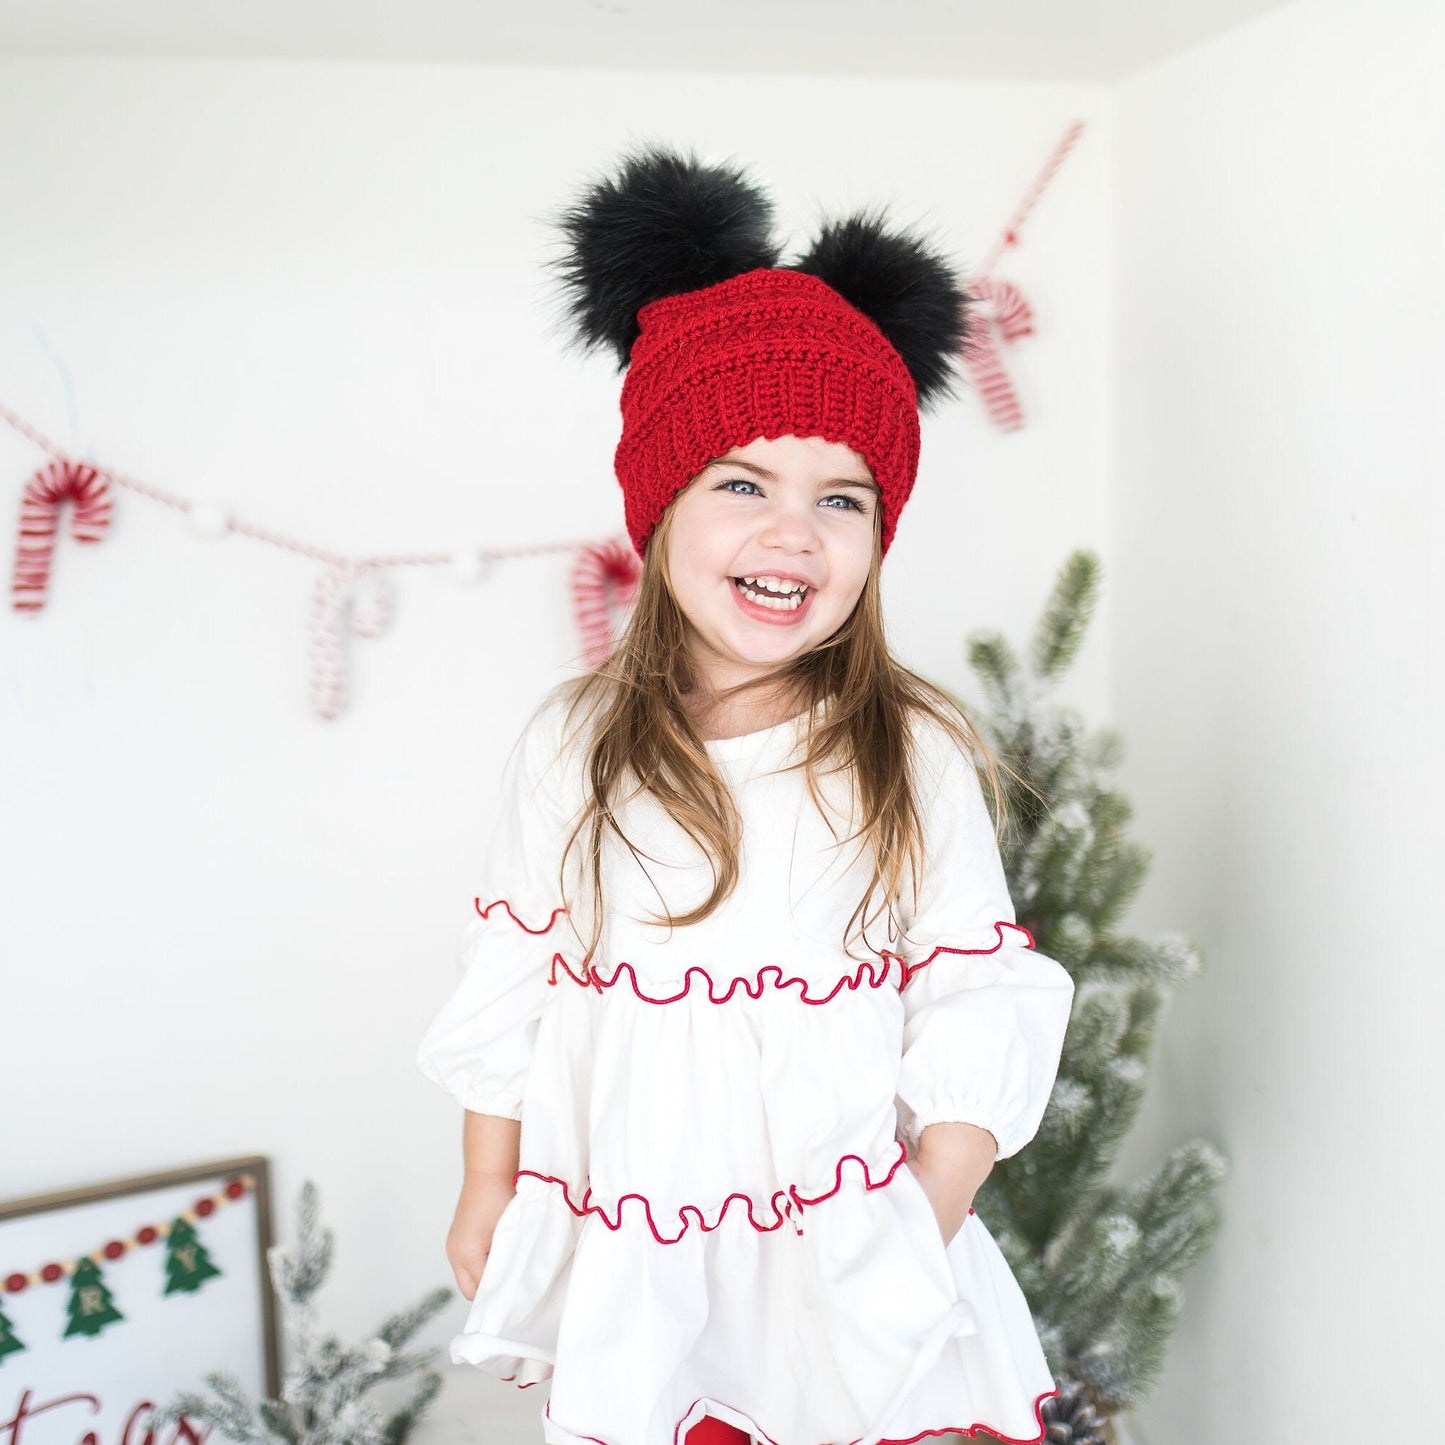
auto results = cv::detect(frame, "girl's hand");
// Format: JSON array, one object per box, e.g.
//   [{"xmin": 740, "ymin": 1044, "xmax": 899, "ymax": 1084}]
[
  {"xmin": 446, "ymin": 1173, "xmax": 516, "ymax": 1301},
  {"xmin": 906, "ymin": 1156, "xmax": 975, "ymax": 1247},
  {"xmin": 907, "ymin": 1122, "xmax": 998, "ymax": 1247}
]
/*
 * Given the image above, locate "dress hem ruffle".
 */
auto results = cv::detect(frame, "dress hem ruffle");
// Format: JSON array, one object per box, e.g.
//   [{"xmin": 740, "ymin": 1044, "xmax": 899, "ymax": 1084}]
[
  {"xmin": 449, "ymin": 1327, "xmax": 553, "ymax": 1385},
  {"xmin": 536, "ymin": 1384, "xmax": 1064, "ymax": 1445}
]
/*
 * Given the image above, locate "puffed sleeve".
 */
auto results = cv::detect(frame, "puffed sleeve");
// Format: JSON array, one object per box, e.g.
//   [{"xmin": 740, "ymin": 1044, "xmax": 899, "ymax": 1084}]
[
  {"xmin": 415, "ymin": 691, "xmax": 581, "ymax": 1119},
  {"xmin": 893, "ymin": 719, "xmax": 1076, "ymax": 1162}
]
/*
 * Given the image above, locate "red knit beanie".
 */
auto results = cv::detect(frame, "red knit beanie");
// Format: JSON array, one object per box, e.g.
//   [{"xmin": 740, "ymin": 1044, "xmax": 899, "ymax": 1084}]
[
  {"xmin": 552, "ymin": 144, "xmax": 970, "ymax": 560},
  {"xmin": 616, "ymin": 267, "xmax": 921, "ymax": 557}
]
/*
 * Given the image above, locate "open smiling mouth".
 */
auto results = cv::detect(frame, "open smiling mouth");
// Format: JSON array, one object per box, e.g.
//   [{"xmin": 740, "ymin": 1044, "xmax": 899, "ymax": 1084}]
[{"xmin": 731, "ymin": 575, "xmax": 811, "ymax": 611}]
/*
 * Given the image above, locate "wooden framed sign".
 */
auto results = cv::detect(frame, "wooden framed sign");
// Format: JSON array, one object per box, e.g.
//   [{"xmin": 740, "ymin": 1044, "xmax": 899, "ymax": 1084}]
[{"xmin": 0, "ymin": 1154, "xmax": 282, "ymax": 1443}]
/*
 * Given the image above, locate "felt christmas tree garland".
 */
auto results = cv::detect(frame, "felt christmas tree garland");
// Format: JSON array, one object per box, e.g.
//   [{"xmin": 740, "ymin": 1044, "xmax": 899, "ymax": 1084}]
[
  {"xmin": 0, "ymin": 1172, "xmax": 251, "ymax": 1360},
  {"xmin": 3, "ymin": 124, "xmax": 1081, "ymax": 718}
]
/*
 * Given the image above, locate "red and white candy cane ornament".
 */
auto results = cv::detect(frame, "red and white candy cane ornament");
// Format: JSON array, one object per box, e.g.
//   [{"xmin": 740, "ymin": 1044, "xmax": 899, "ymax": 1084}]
[
  {"xmin": 571, "ymin": 536, "xmax": 642, "ymax": 669},
  {"xmin": 11, "ymin": 458, "xmax": 113, "ymax": 613},
  {"xmin": 309, "ymin": 560, "xmax": 392, "ymax": 720},
  {"xmin": 960, "ymin": 276, "xmax": 1035, "ymax": 432},
  {"xmin": 957, "ymin": 120, "xmax": 1083, "ymax": 433}
]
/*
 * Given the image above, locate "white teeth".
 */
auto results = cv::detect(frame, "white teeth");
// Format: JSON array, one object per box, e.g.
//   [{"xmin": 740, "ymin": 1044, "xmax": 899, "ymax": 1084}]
[
  {"xmin": 735, "ymin": 577, "xmax": 807, "ymax": 611},
  {"xmin": 744, "ymin": 575, "xmax": 805, "ymax": 594}
]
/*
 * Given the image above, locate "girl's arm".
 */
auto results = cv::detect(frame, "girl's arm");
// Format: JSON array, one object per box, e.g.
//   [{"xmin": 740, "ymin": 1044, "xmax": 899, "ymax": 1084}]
[
  {"xmin": 908, "ymin": 1120, "xmax": 997, "ymax": 1245},
  {"xmin": 447, "ymin": 1111, "xmax": 522, "ymax": 1300},
  {"xmin": 419, "ymin": 691, "xmax": 577, "ymax": 1296},
  {"xmin": 463, "ymin": 1108, "xmax": 521, "ymax": 1185},
  {"xmin": 417, "ymin": 689, "xmax": 577, "ymax": 1119},
  {"xmin": 896, "ymin": 721, "xmax": 1075, "ymax": 1189}
]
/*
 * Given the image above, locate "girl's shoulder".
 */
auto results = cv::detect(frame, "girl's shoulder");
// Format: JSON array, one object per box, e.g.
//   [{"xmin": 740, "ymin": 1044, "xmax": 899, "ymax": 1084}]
[
  {"xmin": 518, "ymin": 676, "xmax": 589, "ymax": 748},
  {"xmin": 505, "ymin": 676, "xmax": 600, "ymax": 804},
  {"xmin": 900, "ymin": 693, "xmax": 983, "ymax": 787}
]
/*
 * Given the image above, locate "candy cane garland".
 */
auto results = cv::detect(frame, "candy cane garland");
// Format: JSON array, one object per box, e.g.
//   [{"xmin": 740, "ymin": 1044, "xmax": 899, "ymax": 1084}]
[
  {"xmin": 960, "ymin": 276, "xmax": 1036, "ymax": 432},
  {"xmin": 309, "ymin": 560, "xmax": 393, "ymax": 721},
  {"xmin": 571, "ymin": 537, "xmax": 642, "ymax": 669},
  {"xmin": 10, "ymin": 458, "xmax": 113, "ymax": 613},
  {"xmin": 2, "ymin": 124, "xmax": 1082, "ymax": 707}
]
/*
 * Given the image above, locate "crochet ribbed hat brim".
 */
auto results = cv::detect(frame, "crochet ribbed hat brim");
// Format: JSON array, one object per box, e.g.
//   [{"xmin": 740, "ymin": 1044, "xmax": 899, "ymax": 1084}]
[{"xmin": 615, "ymin": 269, "xmax": 921, "ymax": 555}]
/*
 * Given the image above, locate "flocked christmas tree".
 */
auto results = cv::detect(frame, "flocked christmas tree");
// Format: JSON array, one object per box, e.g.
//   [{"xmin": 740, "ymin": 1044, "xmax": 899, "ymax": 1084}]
[
  {"xmin": 952, "ymin": 550, "xmax": 1228, "ymax": 1439},
  {"xmin": 144, "ymin": 1181, "xmax": 451, "ymax": 1445}
]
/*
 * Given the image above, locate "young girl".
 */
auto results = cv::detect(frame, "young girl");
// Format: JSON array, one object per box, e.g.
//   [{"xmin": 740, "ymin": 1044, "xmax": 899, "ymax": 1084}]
[{"xmin": 417, "ymin": 144, "xmax": 1076, "ymax": 1445}]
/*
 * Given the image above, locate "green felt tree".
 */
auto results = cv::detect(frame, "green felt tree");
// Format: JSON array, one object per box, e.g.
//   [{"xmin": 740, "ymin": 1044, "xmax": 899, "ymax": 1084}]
[
  {"xmin": 62, "ymin": 1257, "xmax": 124, "ymax": 1339},
  {"xmin": 951, "ymin": 550, "xmax": 1228, "ymax": 1433},
  {"xmin": 0, "ymin": 1302, "xmax": 24, "ymax": 1360},
  {"xmin": 164, "ymin": 1216, "xmax": 224, "ymax": 1295}
]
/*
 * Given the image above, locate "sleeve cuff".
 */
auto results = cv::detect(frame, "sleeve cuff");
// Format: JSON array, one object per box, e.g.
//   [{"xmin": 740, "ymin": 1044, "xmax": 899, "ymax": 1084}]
[
  {"xmin": 452, "ymin": 1081, "xmax": 525, "ymax": 1119},
  {"xmin": 903, "ymin": 1096, "xmax": 1019, "ymax": 1161},
  {"xmin": 418, "ymin": 1059, "xmax": 526, "ymax": 1120}
]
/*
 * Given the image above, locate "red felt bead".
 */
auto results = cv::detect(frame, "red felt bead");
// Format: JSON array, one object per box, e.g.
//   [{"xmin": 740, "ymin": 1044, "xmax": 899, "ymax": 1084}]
[
  {"xmin": 4, "ymin": 1272, "xmax": 27, "ymax": 1293},
  {"xmin": 103, "ymin": 1240, "xmax": 126, "ymax": 1259},
  {"xmin": 195, "ymin": 1198, "xmax": 215, "ymax": 1217},
  {"xmin": 225, "ymin": 1178, "xmax": 246, "ymax": 1199},
  {"xmin": 137, "ymin": 1226, "xmax": 158, "ymax": 1245},
  {"xmin": 40, "ymin": 1262, "xmax": 63, "ymax": 1282}
]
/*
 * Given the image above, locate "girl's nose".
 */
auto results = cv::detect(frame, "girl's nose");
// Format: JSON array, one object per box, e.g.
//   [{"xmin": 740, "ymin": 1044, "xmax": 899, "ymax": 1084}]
[{"xmin": 757, "ymin": 503, "xmax": 818, "ymax": 553}]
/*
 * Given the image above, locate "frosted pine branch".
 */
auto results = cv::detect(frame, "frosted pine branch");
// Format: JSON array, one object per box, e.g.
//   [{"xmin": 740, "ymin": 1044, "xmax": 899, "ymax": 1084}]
[
  {"xmin": 1029, "ymin": 551, "xmax": 1099, "ymax": 679},
  {"xmin": 382, "ymin": 1374, "xmax": 444, "ymax": 1445},
  {"xmin": 375, "ymin": 1288, "xmax": 452, "ymax": 1350}
]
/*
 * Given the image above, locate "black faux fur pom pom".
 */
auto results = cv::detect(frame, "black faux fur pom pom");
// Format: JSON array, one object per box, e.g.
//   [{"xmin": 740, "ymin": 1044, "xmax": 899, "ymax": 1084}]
[
  {"xmin": 791, "ymin": 209, "xmax": 971, "ymax": 410},
  {"xmin": 550, "ymin": 142, "xmax": 781, "ymax": 370}
]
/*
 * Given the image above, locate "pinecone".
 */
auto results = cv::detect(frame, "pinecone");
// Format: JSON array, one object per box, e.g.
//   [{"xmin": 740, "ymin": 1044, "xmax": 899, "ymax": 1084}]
[
  {"xmin": 1038, "ymin": 1373, "xmax": 1109, "ymax": 1444},
  {"xmin": 967, "ymin": 1375, "xmax": 1113, "ymax": 1445}
]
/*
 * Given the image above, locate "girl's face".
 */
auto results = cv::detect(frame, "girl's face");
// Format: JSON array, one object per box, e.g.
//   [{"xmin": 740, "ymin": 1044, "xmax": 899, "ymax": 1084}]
[{"xmin": 662, "ymin": 433, "xmax": 879, "ymax": 693}]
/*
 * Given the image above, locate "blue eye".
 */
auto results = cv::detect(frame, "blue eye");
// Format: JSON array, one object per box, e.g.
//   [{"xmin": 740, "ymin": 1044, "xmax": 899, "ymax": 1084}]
[{"xmin": 713, "ymin": 479, "xmax": 861, "ymax": 514}]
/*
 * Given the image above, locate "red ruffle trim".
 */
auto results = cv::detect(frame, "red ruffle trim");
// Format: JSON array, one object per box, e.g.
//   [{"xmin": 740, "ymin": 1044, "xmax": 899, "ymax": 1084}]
[
  {"xmin": 539, "ymin": 1386, "xmax": 1063, "ymax": 1445},
  {"xmin": 551, "ymin": 921, "xmax": 1036, "ymax": 1004},
  {"xmin": 893, "ymin": 923, "xmax": 1039, "ymax": 986},
  {"xmin": 514, "ymin": 1141, "xmax": 976, "ymax": 1246},
  {"xmin": 471, "ymin": 899, "xmax": 1036, "ymax": 1005},
  {"xmin": 472, "ymin": 897, "xmax": 567, "ymax": 934}
]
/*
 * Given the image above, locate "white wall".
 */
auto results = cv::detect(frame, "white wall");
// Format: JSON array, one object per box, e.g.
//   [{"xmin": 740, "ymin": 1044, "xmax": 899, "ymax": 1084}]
[
  {"xmin": 0, "ymin": 55, "xmax": 1112, "ymax": 1432},
  {"xmin": 1110, "ymin": 0, "xmax": 1443, "ymax": 1438}
]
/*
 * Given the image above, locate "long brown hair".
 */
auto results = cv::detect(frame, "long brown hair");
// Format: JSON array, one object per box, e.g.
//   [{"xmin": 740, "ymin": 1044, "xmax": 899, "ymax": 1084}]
[{"xmin": 558, "ymin": 499, "xmax": 1018, "ymax": 960}]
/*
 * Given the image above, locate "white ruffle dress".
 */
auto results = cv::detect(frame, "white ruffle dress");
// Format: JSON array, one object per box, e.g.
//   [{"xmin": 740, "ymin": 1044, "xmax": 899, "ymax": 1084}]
[{"xmin": 417, "ymin": 692, "xmax": 1076, "ymax": 1445}]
